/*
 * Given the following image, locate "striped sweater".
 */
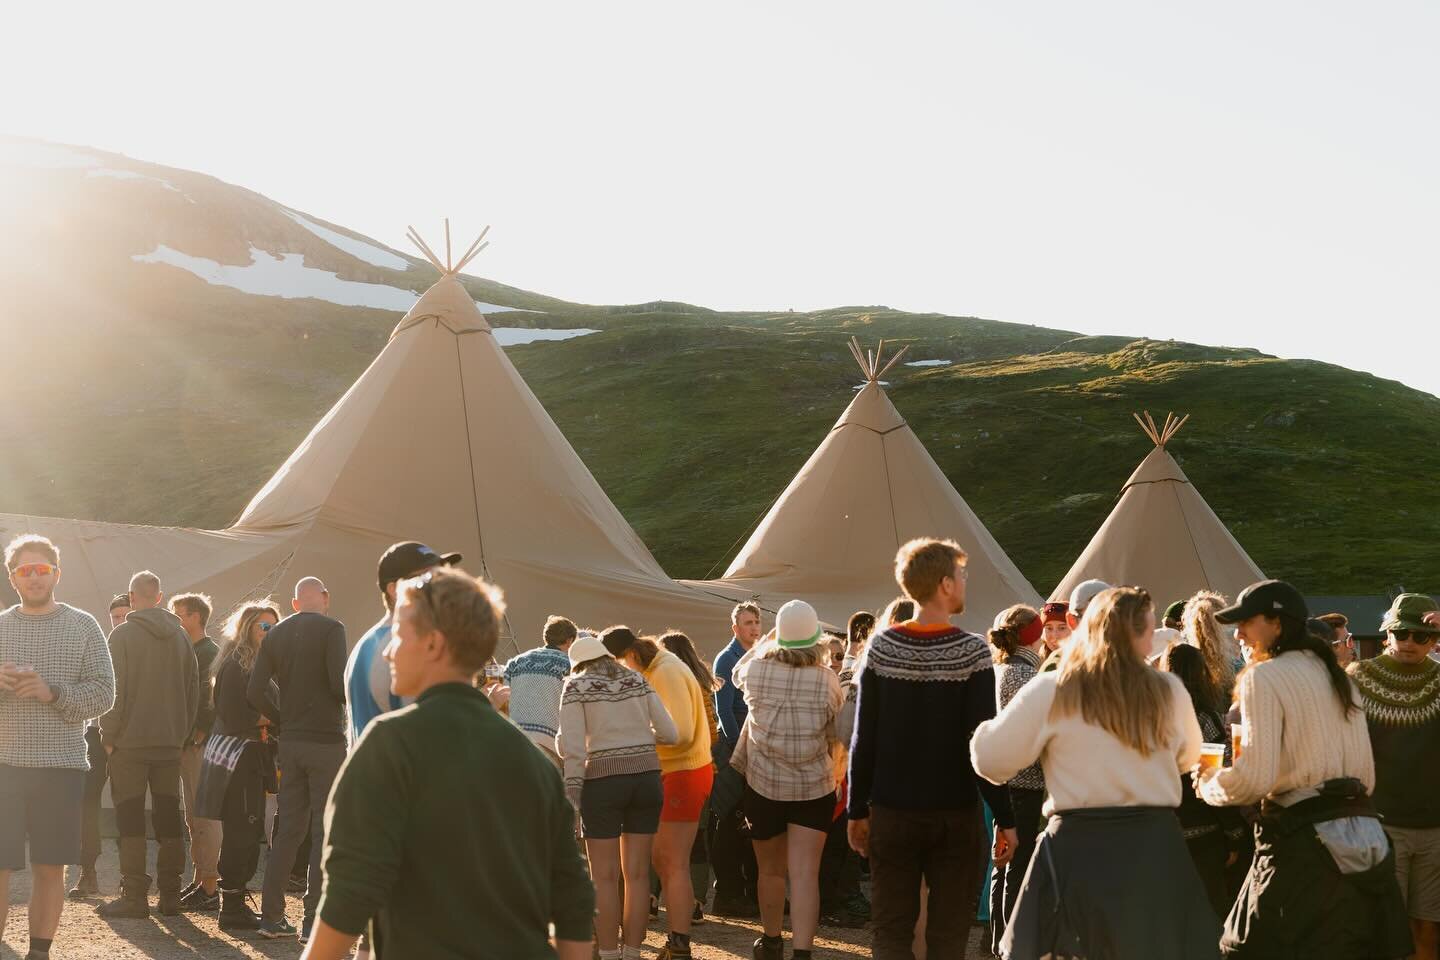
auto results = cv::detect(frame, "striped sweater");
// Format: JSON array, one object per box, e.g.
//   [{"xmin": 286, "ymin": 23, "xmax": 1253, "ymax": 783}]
[{"xmin": 556, "ymin": 667, "xmax": 678, "ymax": 807}]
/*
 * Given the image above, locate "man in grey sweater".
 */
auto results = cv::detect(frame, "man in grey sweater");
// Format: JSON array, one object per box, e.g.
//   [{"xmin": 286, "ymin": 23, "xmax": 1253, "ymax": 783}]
[{"xmin": 98, "ymin": 571, "xmax": 199, "ymax": 919}]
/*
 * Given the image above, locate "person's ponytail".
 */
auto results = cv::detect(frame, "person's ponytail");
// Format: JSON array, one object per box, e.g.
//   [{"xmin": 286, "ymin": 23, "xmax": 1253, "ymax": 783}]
[{"xmin": 988, "ymin": 604, "xmax": 1042, "ymax": 664}]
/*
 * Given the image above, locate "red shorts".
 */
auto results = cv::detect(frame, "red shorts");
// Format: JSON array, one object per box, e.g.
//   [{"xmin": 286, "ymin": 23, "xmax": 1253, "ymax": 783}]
[{"xmin": 660, "ymin": 765, "xmax": 714, "ymax": 822}]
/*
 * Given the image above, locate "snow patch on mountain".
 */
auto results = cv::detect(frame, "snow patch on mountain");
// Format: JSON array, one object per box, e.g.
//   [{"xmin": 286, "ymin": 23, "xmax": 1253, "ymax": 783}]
[
  {"xmin": 281, "ymin": 210, "xmax": 411, "ymax": 271},
  {"xmin": 132, "ymin": 244, "xmax": 527, "ymax": 315},
  {"xmin": 86, "ymin": 168, "xmax": 183, "ymax": 193}
]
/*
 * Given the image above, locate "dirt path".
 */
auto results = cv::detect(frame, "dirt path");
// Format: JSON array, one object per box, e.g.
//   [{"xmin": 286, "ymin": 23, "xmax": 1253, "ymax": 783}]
[{"xmin": 3, "ymin": 845, "xmax": 984, "ymax": 957}]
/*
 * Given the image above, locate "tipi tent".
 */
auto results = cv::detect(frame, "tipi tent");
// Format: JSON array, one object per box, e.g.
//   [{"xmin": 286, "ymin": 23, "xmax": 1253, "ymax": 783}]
[
  {"xmin": 1051, "ymin": 412, "xmax": 1265, "ymax": 607},
  {"xmin": 689, "ymin": 339, "xmax": 1041, "ymax": 634},
  {"xmin": 0, "ymin": 225, "xmax": 733, "ymax": 653}
]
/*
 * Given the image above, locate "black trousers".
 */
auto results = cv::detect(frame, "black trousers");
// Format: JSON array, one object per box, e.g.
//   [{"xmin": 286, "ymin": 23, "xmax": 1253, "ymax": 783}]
[
  {"xmin": 709, "ymin": 803, "xmax": 757, "ymax": 901},
  {"xmin": 989, "ymin": 786, "xmax": 1045, "ymax": 954},
  {"xmin": 869, "ymin": 804, "xmax": 982, "ymax": 960},
  {"xmin": 78, "ymin": 727, "xmax": 108, "ymax": 870},
  {"xmin": 819, "ymin": 810, "xmax": 863, "ymax": 910},
  {"xmin": 217, "ymin": 747, "xmax": 265, "ymax": 892}
]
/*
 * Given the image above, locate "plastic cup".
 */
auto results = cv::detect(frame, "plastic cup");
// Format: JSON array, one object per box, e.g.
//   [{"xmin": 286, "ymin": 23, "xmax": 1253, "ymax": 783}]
[
  {"xmin": 1198, "ymin": 742, "xmax": 1226, "ymax": 774},
  {"xmin": 1231, "ymin": 723, "xmax": 1245, "ymax": 763}
]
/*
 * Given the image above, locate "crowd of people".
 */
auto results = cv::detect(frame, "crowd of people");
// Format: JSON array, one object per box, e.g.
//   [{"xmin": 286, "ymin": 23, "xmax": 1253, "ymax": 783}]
[{"xmin": 2, "ymin": 529, "xmax": 1438, "ymax": 960}]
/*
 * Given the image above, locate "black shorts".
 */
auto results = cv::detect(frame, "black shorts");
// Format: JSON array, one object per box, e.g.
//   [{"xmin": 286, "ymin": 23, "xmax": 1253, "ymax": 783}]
[
  {"xmin": 743, "ymin": 784, "xmax": 836, "ymax": 841},
  {"xmin": 0, "ymin": 764, "xmax": 86, "ymax": 869},
  {"xmin": 580, "ymin": 771, "xmax": 664, "ymax": 840}
]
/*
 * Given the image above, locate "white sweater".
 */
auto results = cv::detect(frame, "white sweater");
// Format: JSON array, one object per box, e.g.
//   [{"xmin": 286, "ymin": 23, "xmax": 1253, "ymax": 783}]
[
  {"xmin": 1199, "ymin": 650, "xmax": 1374, "ymax": 807},
  {"xmin": 971, "ymin": 671, "xmax": 1201, "ymax": 813}
]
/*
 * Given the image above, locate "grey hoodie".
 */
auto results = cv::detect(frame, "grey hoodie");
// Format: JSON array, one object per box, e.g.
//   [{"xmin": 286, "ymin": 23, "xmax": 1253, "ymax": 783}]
[{"xmin": 100, "ymin": 607, "xmax": 199, "ymax": 750}]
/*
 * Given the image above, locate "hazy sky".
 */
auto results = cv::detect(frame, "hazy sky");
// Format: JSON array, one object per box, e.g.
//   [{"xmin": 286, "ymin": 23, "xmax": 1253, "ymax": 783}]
[{"xmin": 5, "ymin": 2, "xmax": 1436, "ymax": 395}]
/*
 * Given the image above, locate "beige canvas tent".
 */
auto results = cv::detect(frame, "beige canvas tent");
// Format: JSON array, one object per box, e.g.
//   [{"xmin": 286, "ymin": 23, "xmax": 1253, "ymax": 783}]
[
  {"xmin": 1050, "ymin": 412, "xmax": 1265, "ymax": 607},
  {"xmin": 0, "ymin": 226, "xmax": 734, "ymax": 654},
  {"xmin": 688, "ymin": 339, "xmax": 1041, "ymax": 634}
]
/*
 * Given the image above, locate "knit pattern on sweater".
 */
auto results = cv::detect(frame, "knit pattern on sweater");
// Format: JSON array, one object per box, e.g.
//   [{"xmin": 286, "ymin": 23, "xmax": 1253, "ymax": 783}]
[
  {"xmin": 1351, "ymin": 655, "xmax": 1440, "ymax": 727},
  {"xmin": 0, "ymin": 604, "xmax": 114, "ymax": 769},
  {"xmin": 504, "ymin": 646, "xmax": 570, "ymax": 744},
  {"xmin": 865, "ymin": 623, "xmax": 991, "ymax": 683},
  {"xmin": 995, "ymin": 646, "xmax": 1045, "ymax": 790},
  {"xmin": 559, "ymin": 671, "xmax": 664, "ymax": 801}
]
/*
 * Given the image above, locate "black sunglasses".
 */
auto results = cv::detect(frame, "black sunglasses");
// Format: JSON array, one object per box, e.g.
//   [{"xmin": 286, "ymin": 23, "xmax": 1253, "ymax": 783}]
[{"xmin": 1393, "ymin": 631, "xmax": 1437, "ymax": 645}]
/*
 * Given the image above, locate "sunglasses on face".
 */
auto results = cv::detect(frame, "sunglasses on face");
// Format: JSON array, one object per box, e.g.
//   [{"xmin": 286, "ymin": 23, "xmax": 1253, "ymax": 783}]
[
  {"xmin": 1393, "ymin": 631, "xmax": 1437, "ymax": 645},
  {"xmin": 10, "ymin": 563, "xmax": 57, "ymax": 579},
  {"xmin": 260, "ymin": 621, "xmax": 273, "ymax": 633}
]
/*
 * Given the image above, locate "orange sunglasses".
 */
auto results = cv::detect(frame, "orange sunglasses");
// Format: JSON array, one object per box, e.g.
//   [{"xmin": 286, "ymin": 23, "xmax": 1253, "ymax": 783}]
[{"xmin": 11, "ymin": 563, "xmax": 58, "ymax": 578}]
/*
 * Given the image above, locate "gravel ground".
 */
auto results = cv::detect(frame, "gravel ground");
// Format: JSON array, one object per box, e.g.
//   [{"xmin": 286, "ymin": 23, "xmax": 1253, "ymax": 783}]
[{"xmin": 4, "ymin": 844, "xmax": 984, "ymax": 958}]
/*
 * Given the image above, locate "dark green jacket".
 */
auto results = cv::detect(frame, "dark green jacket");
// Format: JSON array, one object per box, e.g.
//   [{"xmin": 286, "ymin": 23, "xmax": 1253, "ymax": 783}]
[{"xmin": 318, "ymin": 682, "xmax": 594, "ymax": 958}]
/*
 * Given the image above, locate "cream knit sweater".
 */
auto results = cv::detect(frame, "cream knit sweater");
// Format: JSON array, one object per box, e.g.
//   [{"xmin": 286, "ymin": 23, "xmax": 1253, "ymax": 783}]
[
  {"xmin": 1199, "ymin": 650, "xmax": 1374, "ymax": 808},
  {"xmin": 971, "ymin": 670, "xmax": 1201, "ymax": 813}
]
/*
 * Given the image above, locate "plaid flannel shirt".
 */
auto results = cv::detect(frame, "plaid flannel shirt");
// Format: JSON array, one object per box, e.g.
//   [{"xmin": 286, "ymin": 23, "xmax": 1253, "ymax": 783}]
[{"xmin": 731, "ymin": 647, "xmax": 843, "ymax": 802}]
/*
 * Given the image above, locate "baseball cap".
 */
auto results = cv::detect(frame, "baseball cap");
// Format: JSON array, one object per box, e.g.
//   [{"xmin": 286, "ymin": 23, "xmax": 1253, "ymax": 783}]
[
  {"xmin": 109, "ymin": 593, "xmax": 131, "ymax": 611},
  {"xmin": 377, "ymin": 541, "xmax": 461, "ymax": 591},
  {"xmin": 1380, "ymin": 594, "xmax": 1440, "ymax": 635},
  {"xmin": 1069, "ymin": 579, "xmax": 1112, "ymax": 615},
  {"xmin": 1215, "ymin": 580, "xmax": 1308, "ymax": 625}
]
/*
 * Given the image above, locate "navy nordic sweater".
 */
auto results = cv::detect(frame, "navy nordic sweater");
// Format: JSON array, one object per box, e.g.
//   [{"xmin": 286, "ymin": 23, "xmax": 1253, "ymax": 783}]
[{"xmin": 848, "ymin": 622, "xmax": 1014, "ymax": 828}]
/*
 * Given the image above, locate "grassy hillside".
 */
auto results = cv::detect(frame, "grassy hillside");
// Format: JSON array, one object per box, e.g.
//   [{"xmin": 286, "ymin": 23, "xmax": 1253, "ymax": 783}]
[{"xmin": 3, "ymin": 137, "xmax": 1437, "ymax": 598}]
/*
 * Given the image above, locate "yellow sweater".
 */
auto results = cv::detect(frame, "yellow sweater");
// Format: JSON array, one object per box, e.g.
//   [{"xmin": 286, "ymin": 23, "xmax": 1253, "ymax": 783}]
[{"xmin": 645, "ymin": 649, "xmax": 712, "ymax": 774}]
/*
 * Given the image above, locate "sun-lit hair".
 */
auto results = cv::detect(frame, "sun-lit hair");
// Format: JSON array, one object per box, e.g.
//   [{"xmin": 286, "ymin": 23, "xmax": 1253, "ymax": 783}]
[
  {"xmin": 397, "ymin": 569, "xmax": 506, "ymax": 677},
  {"xmin": 731, "ymin": 602, "xmax": 761, "ymax": 626},
  {"xmin": 1051, "ymin": 587, "xmax": 1174, "ymax": 756},
  {"xmin": 894, "ymin": 538, "xmax": 967, "ymax": 604},
  {"xmin": 169, "ymin": 592, "xmax": 213, "ymax": 628},
  {"xmin": 1183, "ymin": 591, "xmax": 1238, "ymax": 705},
  {"xmin": 5, "ymin": 534, "xmax": 59, "ymax": 570},
  {"xmin": 878, "ymin": 596, "xmax": 916, "ymax": 628},
  {"xmin": 217, "ymin": 599, "xmax": 282, "ymax": 673},
  {"xmin": 988, "ymin": 604, "xmax": 1042, "ymax": 664},
  {"xmin": 129, "ymin": 570, "xmax": 161, "ymax": 602}
]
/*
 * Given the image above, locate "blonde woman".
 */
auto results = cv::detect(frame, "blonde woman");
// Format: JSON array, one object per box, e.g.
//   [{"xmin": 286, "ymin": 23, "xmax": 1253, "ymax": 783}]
[
  {"xmin": 196, "ymin": 600, "xmax": 281, "ymax": 932},
  {"xmin": 1183, "ymin": 591, "xmax": 1243, "ymax": 707},
  {"xmin": 971, "ymin": 587, "xmax": 1217, "ymax": 959},
  {"xmin": 733, "ymin": 600, "xmax": 844, "ymax": 960}
]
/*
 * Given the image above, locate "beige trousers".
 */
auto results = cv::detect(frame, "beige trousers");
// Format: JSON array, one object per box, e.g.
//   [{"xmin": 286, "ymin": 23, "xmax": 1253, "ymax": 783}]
[{"xmin": 178, "ymin": 741, "xmax": 224, "ymax": 885}]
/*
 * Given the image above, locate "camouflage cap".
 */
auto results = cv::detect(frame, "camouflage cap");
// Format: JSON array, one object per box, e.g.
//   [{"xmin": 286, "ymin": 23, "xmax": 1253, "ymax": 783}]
[{"xmin": 1380, "ymin": 593, "xmax": 1440, "ymax": 634}]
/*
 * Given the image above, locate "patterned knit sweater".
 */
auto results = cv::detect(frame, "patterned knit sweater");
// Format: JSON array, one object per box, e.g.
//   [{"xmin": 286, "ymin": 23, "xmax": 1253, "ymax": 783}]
[
  {"xmin": 1200, "ymin": 650, "xmax": 1374, "ymax": 808},
  {"xmin": 848, "ymin": 622, "xmax": 1014, "ymax": 827},
  {"xmin": 1350, "ymin": 654, "xmax": 1440, "ymax": 827},
  {"xmin": 556, "ymin": 667, "xmax": 678, "ymax": 808},
  {"xmin": 994, "ymin": 646, "xmax": 1045, "ymax": 792},
  {"xmin": 0, "ymin": 604, "xmax": 114, "ymax": 769},
  {"xmin": 504, "ymin": 646, "xmax": 571, "ymax": 754}
]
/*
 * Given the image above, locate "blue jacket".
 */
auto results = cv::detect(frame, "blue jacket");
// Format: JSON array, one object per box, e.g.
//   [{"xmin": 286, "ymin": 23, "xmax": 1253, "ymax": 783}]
[{"xmin": 712, "ymin": 638, "xmax": 749, "ymax": 746}]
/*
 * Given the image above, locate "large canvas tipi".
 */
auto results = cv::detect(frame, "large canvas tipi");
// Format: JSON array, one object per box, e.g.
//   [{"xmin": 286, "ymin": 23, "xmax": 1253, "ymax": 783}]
[
  {"xmin": 689, "ymin": 339, "xmax": 1041, "ymax": 633},
  {"xmin": 0, "ymin": 225, "xmax": 734, "ymax": 652},
  {"xmin": 1051, "ymin": 412, "xmax": 1265, "ymax": 606}
]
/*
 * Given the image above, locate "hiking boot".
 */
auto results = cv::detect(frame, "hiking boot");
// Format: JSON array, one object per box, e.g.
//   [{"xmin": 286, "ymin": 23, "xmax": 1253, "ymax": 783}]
[
  {"xmin": 218, "ymin": 890, "xmax": 261, "ymax": 932},
  {"xmin": 68, "ymin": 868, "xmax": 100, "ymax": 899},
  {"xmin": 179, "ymin": 880, "xmax": 199, "ymax": 900},
  {"xmin": 300, "ymin": 916, "xmax": 314, "ymax": 944},
  {"xmin": 657, "ymin": 934, "xmax": 693, "ymax": 959},
  {"xmin": 712, "ymin": 894, "xmax": 759, "ymax": 918},
  {"xmin": 181, "ymin": 885, "xmax": 220, "ymax": 911},
  {"xmin": 691, "ymin": 899, "xmax": 706, "ymax": 923},
  {"xmin": 158, "ymin": 889, "xmax": 184, "ymax": 916},
  {"xmin": 98, "ymin": 877, "xmax": 151, "ymax": 919},
  {"xmin": 258, "ymin": 917, "xmax": 298, "ymax": 939},
  {"xmin": 753, "ymin": 935, "xmax": 784, "ymax": 960},
  {"xmin": 843, "ymin": 892, "xmax": 871, "ymax": 921}
]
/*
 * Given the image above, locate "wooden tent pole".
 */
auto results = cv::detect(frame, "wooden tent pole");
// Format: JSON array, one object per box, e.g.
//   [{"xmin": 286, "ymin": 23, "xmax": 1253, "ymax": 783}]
[
  {"xmin": 876, "ymin": 344, "xmax": 911, "ymax": 378},
  {"xmin": 405, "ymin": 227, "xmax": 447, "ymax": 273},
  {"xmin": 444, "ymin": 218, "xmax": 453, "ymax": 273}
]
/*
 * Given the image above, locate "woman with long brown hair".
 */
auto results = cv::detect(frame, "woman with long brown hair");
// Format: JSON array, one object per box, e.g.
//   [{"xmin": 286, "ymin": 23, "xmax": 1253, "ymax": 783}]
[
  {"xmin": 972, "ymin": 587, "xmax": 1217, "ymax": 958},
  {"xmin": 196, "ymin": 599, "xmax": 281, "ymax": 932}
]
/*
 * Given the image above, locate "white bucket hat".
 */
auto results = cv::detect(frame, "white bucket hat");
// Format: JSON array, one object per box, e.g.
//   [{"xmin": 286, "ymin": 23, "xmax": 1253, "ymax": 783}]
[{"xmin": 776, "ymin": 600, "xmax": 822, "ymax": 649}]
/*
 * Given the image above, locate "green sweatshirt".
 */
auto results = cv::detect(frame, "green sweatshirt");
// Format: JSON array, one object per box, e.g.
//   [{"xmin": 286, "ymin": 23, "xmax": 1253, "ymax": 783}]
[{"xmin": 318, "ymin": 682, "xmax": 594, "ymax": 958}]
